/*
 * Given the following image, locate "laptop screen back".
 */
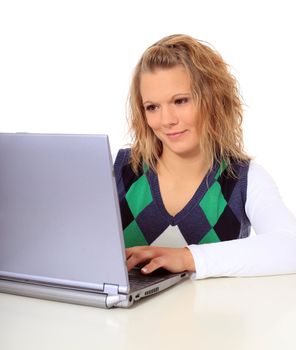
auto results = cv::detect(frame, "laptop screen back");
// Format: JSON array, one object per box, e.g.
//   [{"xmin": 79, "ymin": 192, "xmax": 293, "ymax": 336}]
[{"xmin": 0, "ymin": 133, "xmax": 128, "ymax": 291}]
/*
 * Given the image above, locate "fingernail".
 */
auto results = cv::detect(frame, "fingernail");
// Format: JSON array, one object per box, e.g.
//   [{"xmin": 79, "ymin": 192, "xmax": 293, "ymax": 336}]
[{"xmin": 141, "ymin": 267, "xmax": 148, "ymax": 273}]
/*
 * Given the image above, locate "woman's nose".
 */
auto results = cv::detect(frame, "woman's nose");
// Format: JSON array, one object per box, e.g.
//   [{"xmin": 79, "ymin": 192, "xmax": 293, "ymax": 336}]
[{"xmin": 161, "ymin": 105, "xmax": 178, "ymax": 126}]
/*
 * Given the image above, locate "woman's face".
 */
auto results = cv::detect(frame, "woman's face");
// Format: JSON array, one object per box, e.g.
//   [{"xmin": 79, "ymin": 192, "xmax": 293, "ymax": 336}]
[{"xmin": 140, "ymin": 65, "xmax": 202, "ymax": 159}]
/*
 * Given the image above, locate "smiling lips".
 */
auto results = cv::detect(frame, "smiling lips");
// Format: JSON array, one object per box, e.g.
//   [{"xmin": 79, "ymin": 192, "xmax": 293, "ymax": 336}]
[{"xmin": 166, "ymin": 130, "xmax": 188, "ymax": 139}]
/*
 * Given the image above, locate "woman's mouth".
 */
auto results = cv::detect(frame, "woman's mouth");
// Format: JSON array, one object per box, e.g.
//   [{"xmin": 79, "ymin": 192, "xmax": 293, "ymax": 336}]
[{"xmin": 166, "ymin": 130, "xmax": 188, "ymax": 139}]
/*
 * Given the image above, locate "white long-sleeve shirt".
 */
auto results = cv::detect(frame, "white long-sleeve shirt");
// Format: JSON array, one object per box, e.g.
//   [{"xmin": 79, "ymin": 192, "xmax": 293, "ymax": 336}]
[{"xmin": 188, "ymin": 161, "xmax": 296, "ymax": 279}]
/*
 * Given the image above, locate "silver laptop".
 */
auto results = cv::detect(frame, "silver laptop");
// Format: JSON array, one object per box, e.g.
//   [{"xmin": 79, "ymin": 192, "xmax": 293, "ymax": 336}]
[{"xmin": 0, "ymin": 133, "xmax": 189, "ymax": 308}]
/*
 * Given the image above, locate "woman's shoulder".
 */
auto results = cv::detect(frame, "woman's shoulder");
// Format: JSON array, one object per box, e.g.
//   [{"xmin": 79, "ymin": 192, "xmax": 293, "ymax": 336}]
[
  {"xmin": 114, "ymin": 148, "xmax": 131, "ymax": 168},
  {"xmin": 115, "ymin": 147, "xmax": 131, "ymax": 159},
  {"xmin": 247, "ymin": 160, "xmax": 279, "ymax": 195},
  {"xmin": 226, "ymin": 158, "xmax": 276, "ymax": 190},
  {"xmin": 218, "ymin": 157, "xmax": 250, "ymax": 184}
]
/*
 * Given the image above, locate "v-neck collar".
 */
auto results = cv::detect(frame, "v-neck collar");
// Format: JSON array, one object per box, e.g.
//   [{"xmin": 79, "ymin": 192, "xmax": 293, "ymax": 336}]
[{"xmin": 147, "ymin": 161, "xmax": 220, "ymax": 226}]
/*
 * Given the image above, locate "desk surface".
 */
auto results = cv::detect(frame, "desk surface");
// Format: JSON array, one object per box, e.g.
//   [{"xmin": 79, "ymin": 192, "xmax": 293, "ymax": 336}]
[{"xmin": 1, "ymin": 274, "xmax": 296, "ymax": 350}]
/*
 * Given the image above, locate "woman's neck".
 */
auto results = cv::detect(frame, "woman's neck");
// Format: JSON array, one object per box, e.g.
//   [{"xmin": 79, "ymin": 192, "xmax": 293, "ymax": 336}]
[{"xmin": 157, "ymin": 149, "xmax": 209, "ymax": 181}]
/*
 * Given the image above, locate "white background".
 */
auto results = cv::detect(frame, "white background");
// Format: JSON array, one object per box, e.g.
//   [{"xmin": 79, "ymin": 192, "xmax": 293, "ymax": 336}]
[{"xmin": 0, "ymin": 0, "xmax": 295, "ymax": 214}]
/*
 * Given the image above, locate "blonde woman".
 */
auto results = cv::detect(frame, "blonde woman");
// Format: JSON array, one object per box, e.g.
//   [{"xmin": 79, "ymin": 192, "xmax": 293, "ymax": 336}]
[{"xmin": 114, "ymin": 34, "xmax": 296, "ymax": 279}]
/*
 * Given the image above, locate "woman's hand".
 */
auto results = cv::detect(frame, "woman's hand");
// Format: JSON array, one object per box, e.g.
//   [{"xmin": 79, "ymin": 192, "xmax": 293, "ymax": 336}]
[{"xmin": 125, "ymin": 246, "xmax": 196, "ymax": 274}]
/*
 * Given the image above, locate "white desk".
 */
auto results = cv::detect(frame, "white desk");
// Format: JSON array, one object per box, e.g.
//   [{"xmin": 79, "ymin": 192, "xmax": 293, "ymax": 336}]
[{"xmin": 1, "ymin": 274, "xmax": 296, "ymax": 350}]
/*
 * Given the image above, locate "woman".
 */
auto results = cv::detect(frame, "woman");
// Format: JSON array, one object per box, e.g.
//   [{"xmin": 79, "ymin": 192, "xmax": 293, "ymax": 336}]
[{"xmin": 114, "ymin": 34, "xmax": 296, "ymax": 279}]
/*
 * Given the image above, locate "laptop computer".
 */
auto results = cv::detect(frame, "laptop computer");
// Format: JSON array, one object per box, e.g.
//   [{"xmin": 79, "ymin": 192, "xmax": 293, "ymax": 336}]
[{"xmin": 0, "ymin": 133, "xmax": 189, "ymax": 308}]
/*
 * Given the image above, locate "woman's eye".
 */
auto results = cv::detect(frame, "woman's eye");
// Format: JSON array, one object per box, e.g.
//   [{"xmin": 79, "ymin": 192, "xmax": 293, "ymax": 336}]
[
  {"xmin": 175, "ymin": 97, "xmax": 188, "ymax": 105},
  {"xmin": 145, "ymin": 104, "xmax": 158, "ymax": 112}
]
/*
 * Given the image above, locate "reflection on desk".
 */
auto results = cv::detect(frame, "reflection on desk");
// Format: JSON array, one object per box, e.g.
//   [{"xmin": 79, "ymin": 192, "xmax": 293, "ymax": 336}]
[{"xmin": 1, "ymin": 274, "xmax": 296, "ymax": 350}]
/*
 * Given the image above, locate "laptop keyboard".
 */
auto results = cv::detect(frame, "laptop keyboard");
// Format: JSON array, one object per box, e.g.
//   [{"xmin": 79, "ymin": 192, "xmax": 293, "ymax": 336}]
[{"xmin": 128, "ymin": 267, "xmax": 175, "ymax": 292}]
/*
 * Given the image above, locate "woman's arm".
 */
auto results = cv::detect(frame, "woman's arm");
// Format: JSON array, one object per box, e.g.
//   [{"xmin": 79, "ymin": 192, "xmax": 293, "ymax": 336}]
[{"xmin": 188, "ymin": 161, "xmax": 296, "ymax": 279}]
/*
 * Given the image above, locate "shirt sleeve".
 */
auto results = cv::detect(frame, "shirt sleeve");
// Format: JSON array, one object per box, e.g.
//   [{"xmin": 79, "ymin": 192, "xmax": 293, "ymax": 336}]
[{"xmin": 188, "ymin": 160, "xmax": 296, "ymax": 279}]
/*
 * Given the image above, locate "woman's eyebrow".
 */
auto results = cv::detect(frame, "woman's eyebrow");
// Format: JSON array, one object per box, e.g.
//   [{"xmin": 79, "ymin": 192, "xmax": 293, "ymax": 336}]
[
  {"xmin": 143, "ymin": 93, "xmax": 191, "ymax": 105},
  {"xmin": 142, "ymin": 100, "xmax": 155, "ymax": 105},
  {"xmin": 171, "ymin": 92, "xmax": 191, "ymax": 98}
]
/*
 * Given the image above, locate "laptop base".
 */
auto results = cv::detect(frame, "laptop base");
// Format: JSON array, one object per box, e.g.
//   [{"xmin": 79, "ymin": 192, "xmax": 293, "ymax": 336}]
[{"xmin": 0, "ymin": 272, "xmax": 189, "ymax": 308}]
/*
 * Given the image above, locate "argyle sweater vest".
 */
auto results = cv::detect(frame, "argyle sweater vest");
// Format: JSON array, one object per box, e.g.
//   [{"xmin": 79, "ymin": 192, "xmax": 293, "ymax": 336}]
[{"xmin": 114, "ymin": 148, "xmax": 251, "ymax": 248}]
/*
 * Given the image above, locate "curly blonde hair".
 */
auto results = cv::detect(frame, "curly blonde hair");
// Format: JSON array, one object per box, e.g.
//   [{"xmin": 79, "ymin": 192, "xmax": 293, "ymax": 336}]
[{"xmin": 128, "ymin": 34, "xmax": 250, "ymax": 173}]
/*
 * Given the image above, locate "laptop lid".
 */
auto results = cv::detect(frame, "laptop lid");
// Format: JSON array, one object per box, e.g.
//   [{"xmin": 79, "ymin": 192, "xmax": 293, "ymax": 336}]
[{"xmin": 0, "ymin": 133, "xmax": 129, "ymax": 294}]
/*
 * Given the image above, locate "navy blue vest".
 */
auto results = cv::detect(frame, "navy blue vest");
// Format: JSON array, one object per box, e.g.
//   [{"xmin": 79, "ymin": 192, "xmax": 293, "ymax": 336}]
[{"xmin": 114, "ymin": 148, "xmax": 251, "ymax": 248}]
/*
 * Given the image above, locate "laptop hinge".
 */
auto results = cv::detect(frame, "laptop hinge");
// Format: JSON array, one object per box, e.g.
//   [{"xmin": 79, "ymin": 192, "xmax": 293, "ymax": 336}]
[{"xmin": 103, "ymin": 283, "xmax": 119, "ymax": 295}]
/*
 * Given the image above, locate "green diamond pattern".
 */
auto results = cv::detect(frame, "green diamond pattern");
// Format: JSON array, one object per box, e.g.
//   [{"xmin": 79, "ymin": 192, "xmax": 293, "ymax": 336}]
[
  {"xmin": 214, "ymin": 160, "xmax": 227, "ymax": 180},
  {"xmin": 125, "ymin": 174, "xmax": 153, "ymax": 218},
  {"xmin": 199, "ymin": 228, "xmax": 220, "ymax": 244},
  {"xmin": 124, "ymin": 220, "xmax": 148, "ymax": 248},
  {"xmin": 199, "ymin": 181, "xmax": 227, "ymax": 226},
  {"xmin": 121, "ymin": 158, "xmax": 235, "ymax": 248}
]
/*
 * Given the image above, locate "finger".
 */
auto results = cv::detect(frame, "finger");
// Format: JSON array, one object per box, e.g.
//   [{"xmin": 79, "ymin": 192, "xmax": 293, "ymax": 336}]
[
  {"xmin": 141, "ymin": 257, "xmax": 165, "ymax": 274},
  {"xmin": 125, "ymin": 248, "xmax": 134, "ymax": 259},
  {"xmin": 126, "ymin": 247, "xmax": 157, "ymax": 271},
  {"xmin": 125, "ymin": 246, "xmax": 147, "ymax": 259},
  {"xmin": 126, "ymin": 255, "xmax": 141, "ymax": 271},
  {"xmin": 126, "ymin": 252, "xmax": 150, "ymax": 271},
  {"xmin": 126, "ymin": 247, "xmax": 155, "ymax": 262}
]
